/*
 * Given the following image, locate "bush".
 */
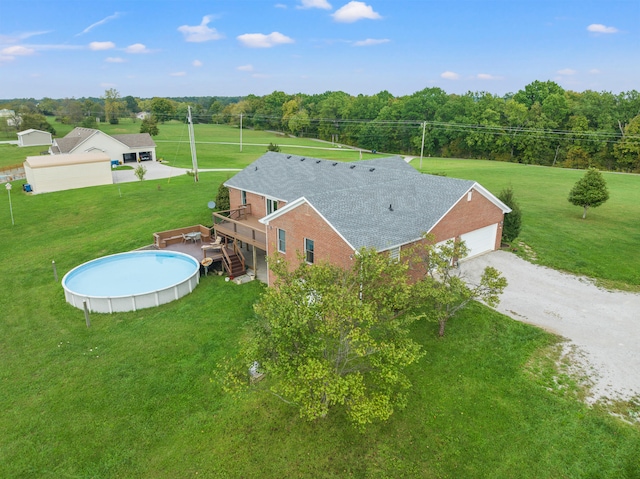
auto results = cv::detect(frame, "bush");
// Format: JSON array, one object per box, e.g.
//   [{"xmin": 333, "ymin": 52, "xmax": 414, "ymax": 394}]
[
  {"xmin": 498, "ymin": 187, "xmax": 522, "ymax": 242},
  {"xmin": 215, "ymin": 182, "xmax": 230, "ymax": 210},
  {"xmin": 267, "ymin": 142, "xmax": 281, "ymax": 152}
]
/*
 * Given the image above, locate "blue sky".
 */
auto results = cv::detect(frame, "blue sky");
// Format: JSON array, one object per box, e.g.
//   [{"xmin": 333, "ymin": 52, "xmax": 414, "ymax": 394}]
[{"xmin": 1, "ymin": 0, "xmax": 638, "ymax": 99}]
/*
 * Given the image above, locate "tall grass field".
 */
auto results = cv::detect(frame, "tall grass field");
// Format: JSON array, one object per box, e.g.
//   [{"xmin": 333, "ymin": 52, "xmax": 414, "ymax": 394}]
[{"xmin": 1, "ymin": 123, "xmax": 639, "ymax": 477}]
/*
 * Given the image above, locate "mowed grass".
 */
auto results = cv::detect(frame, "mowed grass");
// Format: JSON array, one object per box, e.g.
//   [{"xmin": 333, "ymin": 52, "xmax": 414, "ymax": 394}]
[
  {"xmin": 1, "ymin": 172, "xmax": 639, "ymax": 478},
  {"xmin": 414, "ymin": 158, "xmax": 640, "ymax": 289}
]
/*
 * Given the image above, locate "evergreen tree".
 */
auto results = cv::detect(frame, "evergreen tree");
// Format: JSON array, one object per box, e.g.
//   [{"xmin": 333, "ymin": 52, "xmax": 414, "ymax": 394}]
[
  {"xmin": 568, "ymin": 168, "xmax": 609, "ymax": 219},
  {"xmin": 498, "ymin": 187, "xmax": 522, "ymax": 242}
]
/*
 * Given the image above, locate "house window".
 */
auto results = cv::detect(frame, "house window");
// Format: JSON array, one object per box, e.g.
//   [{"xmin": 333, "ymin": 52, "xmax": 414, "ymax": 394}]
[
  {"xmin": 241, "ymin": 190, "xmax": 247, "ymax": 205},
  {"xmin": 304, "ymin": 238, "xmax": 315, "ymax": 264},
  {"xmin": 266, "ymin": 198, "xmax": 278, "ymax": 215},
  {"xmin": 277, "ymin": 228, "xmax": 286, "ymax": 253},
  {"xmin": 389, "ymin": 247, "xmax": 400, "ymax": 262}
]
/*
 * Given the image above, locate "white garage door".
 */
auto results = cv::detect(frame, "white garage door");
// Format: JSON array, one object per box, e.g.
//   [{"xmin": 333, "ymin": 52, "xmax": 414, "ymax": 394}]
[{"xmin": 460, "ymin": 223, "xmax": 498, "ymax": 259}]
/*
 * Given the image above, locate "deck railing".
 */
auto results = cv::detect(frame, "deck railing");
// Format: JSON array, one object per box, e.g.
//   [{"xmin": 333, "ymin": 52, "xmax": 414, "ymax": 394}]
[{"xmin": 212, "ymin": 205, "xmax": 267, "ymax": 249}]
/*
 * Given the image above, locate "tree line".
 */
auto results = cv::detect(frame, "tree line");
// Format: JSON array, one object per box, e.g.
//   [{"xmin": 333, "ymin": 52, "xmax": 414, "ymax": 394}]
[{"xmin": 2, "ymin": 80, "xmax": 639, "ymax": 171}]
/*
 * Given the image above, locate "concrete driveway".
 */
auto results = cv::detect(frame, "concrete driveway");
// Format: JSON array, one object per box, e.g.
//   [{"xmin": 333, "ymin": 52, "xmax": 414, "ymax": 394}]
[
  {"xmin": 460, "ymin": 250, "xmax": 640, "ymax": 403},
  {"xmin": 112, "ymin": 161, "xmax": 240, "ymax": 183}
]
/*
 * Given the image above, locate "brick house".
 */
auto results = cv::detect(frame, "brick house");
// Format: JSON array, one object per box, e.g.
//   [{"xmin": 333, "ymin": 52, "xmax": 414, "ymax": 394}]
[{"xmin": 214, "ymin": 152, "xmax": 510, "ymax": 285}]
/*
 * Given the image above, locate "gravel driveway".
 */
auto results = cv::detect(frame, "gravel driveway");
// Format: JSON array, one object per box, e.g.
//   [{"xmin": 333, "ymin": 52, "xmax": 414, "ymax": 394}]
[{"xmin": 460, "ymin": 250, "xmax": 640, "ymax": 403}]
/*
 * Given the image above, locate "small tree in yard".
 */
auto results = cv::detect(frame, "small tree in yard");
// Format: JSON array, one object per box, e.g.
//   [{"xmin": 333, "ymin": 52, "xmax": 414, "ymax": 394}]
[
  {"xmin": 498, "ymin": 187, "xmax": 522, "ymax": 242},
  {"xmin": 568, "ymin": 168, "xmax": 609, "ymax": 219},
  {"xmin": 222, "ymin": 249, "xmax": 424, "ymax": 429},
  {"xmin": 134, "ymin": 164, "xmax": 147, "ymax": 181},
  {"xmin": 140, "ymin": 115, "xmax": 159, "ymax": 136},
  {"xmin": 266, "ymin": 142, "xmax": 281, "ymax": 152},
  {"xmin": 411, "ymin": 238, "xmax": 507, "ymax": 337},
  {"xmin": 215, "ymin": 182, "xmax": 230, "ymax": 211}
]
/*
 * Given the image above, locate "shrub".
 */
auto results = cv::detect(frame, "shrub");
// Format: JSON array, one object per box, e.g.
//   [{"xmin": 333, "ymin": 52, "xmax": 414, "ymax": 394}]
[{"xmin": 498, "ymin": 187, "xmax": 522, "ymax": 242}]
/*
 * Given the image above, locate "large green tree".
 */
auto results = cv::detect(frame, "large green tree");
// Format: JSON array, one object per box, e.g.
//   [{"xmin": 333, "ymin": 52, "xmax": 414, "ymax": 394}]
[
  {"xmin": 223, "ymin": 249, "xmax": 424, "ymax": 429},
  {"xmin": 103, "ymin": 88, "xmax": 124, "ymax": 124},
  {"xmin": 568, "ymin": 168, "xmax": 610, "ymax": 219}
]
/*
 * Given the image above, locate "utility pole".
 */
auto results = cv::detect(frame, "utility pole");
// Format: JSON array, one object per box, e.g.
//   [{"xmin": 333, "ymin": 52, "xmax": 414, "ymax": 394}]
[
  {"xmin": 240, "ymin": 113, "xmax": 243, "ymax": 152},
  {"xmin": 419, "ymin": 121, "xmax": 426, "ymax": 170},
  {"xmin": 188, "ymin": 106, "xmax": 198, "ymax": 182}
]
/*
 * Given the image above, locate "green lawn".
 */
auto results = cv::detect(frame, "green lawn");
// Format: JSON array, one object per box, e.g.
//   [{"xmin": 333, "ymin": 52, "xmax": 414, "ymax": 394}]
[
  {"xmin": 413, "ymin": 158, "xmax": 640, "ymax": 290},
  {"xmin": 1, "ymin": 172, "xmax": 639, "ymax": 478}
]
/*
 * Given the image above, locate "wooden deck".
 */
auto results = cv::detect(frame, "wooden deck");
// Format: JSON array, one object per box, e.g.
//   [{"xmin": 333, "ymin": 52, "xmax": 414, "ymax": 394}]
[
  {"xmin": 212, "ymin": 208, "xmax": 267, "ymax": 250},
  {"xmin": 160, "ymin": 238, "xmax": 267, "ymax": 283}
]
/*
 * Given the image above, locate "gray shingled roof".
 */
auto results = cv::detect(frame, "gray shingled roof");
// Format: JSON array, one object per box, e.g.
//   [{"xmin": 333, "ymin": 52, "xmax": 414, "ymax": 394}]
[
  {"xmin": 227, "ymin": 152, "xmax": 478, "ymax": 251},
  {"xmin": 112, "ymin": 133, "xmax": 156, "ymax": 148},
  {"xmin": 52, "ymin": 128, "xmax": 155, "ymax": 154}
]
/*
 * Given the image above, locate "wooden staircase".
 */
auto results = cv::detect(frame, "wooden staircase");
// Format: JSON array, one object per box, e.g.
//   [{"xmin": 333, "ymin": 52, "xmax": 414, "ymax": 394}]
[
  {"xmin": 220, "ymin": 239, "xmax": 246, "ymax": 278},
  {"xmin": 226, "ymin": 251, "xmax": 246, "ymax": 277}
]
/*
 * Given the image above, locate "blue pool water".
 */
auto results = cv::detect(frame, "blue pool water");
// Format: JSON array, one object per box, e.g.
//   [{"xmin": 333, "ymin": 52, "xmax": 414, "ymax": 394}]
[{"xmin": 63, "ymin": 251, "xmax": 199, "ymax": 297}]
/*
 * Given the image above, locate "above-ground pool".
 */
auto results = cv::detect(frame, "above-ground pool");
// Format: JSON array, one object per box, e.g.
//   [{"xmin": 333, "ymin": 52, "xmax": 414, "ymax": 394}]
[{"xmin": 62, "ymin": 250, "xmax": 200, "ymax": 313}]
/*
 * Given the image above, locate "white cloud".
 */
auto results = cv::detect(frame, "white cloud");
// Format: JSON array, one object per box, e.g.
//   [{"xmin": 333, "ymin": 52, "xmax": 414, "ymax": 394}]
[
  {"xmin": 297, "ymin": 0, "xmax": 332, "ymax": 9},
  {"xmin": 587, "ymin": 23, "xmax": 618, "ymax": 34},
  {"xmin": 477, "ymin": 73, "xmax": 501, "ymax": 80},
  {"xmin": 77, "ymin": 12, "xmax": 122, "ymax": 36},
  {"xmin": 125, "ymin": 43, "xmax": 150, "ymax": 54},
  {"xmin": 1, "ymin": 45, "xmax": 36, "ymax": 56},
  {"xmin": 557, "ymin": 68, "xmax": 577, "ymax": 75},
  {"xmin": 441, "ymin": 71, "xmax": 460, "ymax": 80},
  {"xmin": 89, "ymin": 41, "xmax": 115, "ymax": 51},
  {"xmin": 193, "ymin": 59, "xmax": 203, "ymax": 67},
  {"xmin": 170, "ymin": 72, "xmax": 187, "ymax": 77},
  {"xmin": 178, "ymin": 16, "xmax": 224, "ymax": 42},
  {"xmin": 237, "ymin": 32, "xmax": 294, "ymax": 48},
  {"xmin": 353, "ymin": 38, "xmax": 389, "ymax": 47},
  {"xmin": 275, "ymin": 3, "xmax": 287, "ymax": 8},
  {"xmin": 0, "ymin": 55, "xmax": 14, "ymax": 63},
  {"xmin": 105, "ymin": 57, "xmax": 125, "ymax": 63},
  {"xmin": 332, "ymin": 2, "xmax": 382, "ymax": 23},
  {"xmin": 589, "ymin": 68, "xmax": 601, "ymax": 74},
  {"xmin": 237, "ymin": 64, "xmax": 254, "ymax": 71}
]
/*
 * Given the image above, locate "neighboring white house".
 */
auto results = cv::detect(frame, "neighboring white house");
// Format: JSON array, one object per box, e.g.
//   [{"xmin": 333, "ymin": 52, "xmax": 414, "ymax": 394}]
[
  {"xmin": 24, "ymin": 152, "xmax": 113, "ymax": 194},
  {"xmin": 17, "ymin": 129, "xmax": 53, "ymax": 147},
  {"xmin": 136, "ymin": 111, "xmax": 151, "ymax": 120},
  {"xmin": 50, "ymin": 127, "xmax": 156, "ymax": 163},
  {"xmin": 0, "ymin": 109, "xmax": 20, "ymax": 127}
]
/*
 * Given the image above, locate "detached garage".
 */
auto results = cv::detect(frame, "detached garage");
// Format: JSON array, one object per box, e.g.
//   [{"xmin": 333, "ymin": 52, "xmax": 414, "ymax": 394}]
[{"xmin": 24, "ymin": 152, "xmax": 112, "ymax": 194}]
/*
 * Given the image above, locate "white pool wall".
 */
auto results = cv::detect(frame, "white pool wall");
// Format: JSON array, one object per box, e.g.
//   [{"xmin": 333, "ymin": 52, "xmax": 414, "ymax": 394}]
[{"xmin": 62, "ymin": 251, "xmax": 200, "ymax": 313}]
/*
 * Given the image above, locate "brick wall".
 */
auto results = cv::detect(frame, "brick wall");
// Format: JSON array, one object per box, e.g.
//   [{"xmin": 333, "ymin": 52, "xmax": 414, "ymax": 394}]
[
  {"xmin": 430, "ymin": 188, "xmax": 505, "ymax": 249},
  {"xmin": 265, "ymin": 201, "xmax": 354, "ymax": 286}
]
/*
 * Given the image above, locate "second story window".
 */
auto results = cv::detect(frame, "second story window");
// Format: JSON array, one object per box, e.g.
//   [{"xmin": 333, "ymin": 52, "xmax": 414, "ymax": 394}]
[
  {"xmin": 305, "ymin": 238, "xmax": 315, "ymax": 264},
  {"xmin": 277, "ymin": 228, "xmax": 286, "ymax": 253},
  {"xmin": 241, "ymin": 190, "xmax": 247, "ymax": 205},
  {"xmin": 266, "ymin": 198, "xmax": 278, "ymax": 215}
]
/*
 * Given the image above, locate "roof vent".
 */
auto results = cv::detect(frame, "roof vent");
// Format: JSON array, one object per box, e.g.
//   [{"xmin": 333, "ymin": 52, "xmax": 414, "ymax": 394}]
[
  {"xmin": 369, "ymin": 168, "xmax": 375, "ymax": 172},
  {"xmin": 287, "ymin": 155, "xmax": 291, "ymax": 159},
  {"xmin": 255, "ymin": 166, "xmax": 258, "ymax": 171},
  {"xmin": 300, "ymin": 158, "xmax": 305, "ymax": 161},
  {"xmin": 316, "ymin": 160, "xmax": 321, "ymax": 164},
  {"xmin": 350, "ymin": 165, "xmax": 356, "ymax": 169},
  {"xmin": 388, "ymin": 204, "xmax": 393, "ymax": 212},
  {"xmin": 332, "ymin": 162, "xmax": 338, "ymax": 166}
]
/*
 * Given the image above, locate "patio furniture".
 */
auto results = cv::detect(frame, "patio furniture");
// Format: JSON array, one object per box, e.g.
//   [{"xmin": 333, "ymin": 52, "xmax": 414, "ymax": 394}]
[{"xmin": 184, "ymin": 231, "xmax": 201, "ymax": 243}]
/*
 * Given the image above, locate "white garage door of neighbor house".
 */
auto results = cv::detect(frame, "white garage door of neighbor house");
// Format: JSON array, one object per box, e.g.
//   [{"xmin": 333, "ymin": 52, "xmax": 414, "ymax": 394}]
[{"xmin": 460, "ymin": 223, "xmax": 498, "ymax": 259}]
